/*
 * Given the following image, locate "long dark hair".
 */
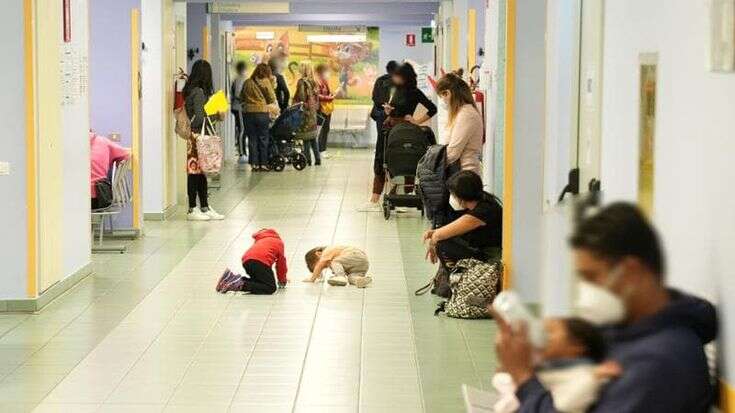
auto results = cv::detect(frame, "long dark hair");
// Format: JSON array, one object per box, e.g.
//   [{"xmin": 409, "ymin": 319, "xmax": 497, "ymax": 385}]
[
  {"xmin": 183, "ymin": 60, "xmax": 213, "ymax": 97},
  {"xmin": 394, "ymin": 63, "xmax": 417, "ymax": 89}
]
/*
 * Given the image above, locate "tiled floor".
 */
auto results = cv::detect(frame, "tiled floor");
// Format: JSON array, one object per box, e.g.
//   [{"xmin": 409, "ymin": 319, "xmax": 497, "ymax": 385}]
[{"xmin": 0, "ymin": 149, "xmax": 496, "ymax": 413}]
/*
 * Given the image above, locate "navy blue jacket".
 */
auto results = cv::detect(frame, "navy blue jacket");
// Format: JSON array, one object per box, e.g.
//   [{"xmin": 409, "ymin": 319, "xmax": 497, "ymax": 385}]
[{"xmin": 516, "ymin": 289, "xmax": 717, "ymax": 413}]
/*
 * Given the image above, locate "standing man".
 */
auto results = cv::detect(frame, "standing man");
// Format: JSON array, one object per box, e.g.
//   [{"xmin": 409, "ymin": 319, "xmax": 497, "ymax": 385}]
[
  {"xmin": 230, "ymin": 61, "xmax": 248, "ymax": 165},
  {"xmin": 370, "ymin": 61, "xmax": 398, "ymax": 138}
]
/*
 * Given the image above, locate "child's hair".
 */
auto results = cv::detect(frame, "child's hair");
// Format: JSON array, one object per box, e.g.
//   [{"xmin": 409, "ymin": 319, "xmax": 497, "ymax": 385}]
[
  {"xmin": 563, "ymin": 318, "xmax": 607, "ymax": 362},
  {"xmin": 305, "ymin": 246, "xmax": 326, "ymax": 272}
]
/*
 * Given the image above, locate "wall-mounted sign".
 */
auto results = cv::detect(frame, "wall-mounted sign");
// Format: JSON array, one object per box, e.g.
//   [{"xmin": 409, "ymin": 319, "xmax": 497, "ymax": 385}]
[
  {"xmin": 406, "ymin": 33, "xmax": 416, "ymax": 47},
  {"xmin": 421, "ymin": 27, "xmax": 434, "ymax": 43},
  {"xmin": 298, "ymin": 25, "xmax": 367, "ymax": 33},
  {"xmin": 208, "ymin": 2, "xmax": 289, "ymax": 14}
]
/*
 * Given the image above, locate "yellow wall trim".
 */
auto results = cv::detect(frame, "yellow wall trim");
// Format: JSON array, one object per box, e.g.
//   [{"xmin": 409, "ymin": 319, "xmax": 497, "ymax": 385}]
[
  {"xmin": 202, "ymin": 26, "xmax": 210, "ymax": 61},
  {"xmin": 467, "ymin": 9, "xmax": 477, "ymax": 71},
  {"xmin": 24, "ymin": 0, "xmax": 37, "ymax": 298},
  {"xmin": 722, "ymin": 380, "xmax": 735, "ymax": 413},
  {"xmin": 450, "ymin": 16, "xmax": 459, "ymax": 71},
  {"xmin": 501, "ymin": 0, "xmax": 516, "ymax": 290},
  {"xmin": 131, "ymin": 9, "xmax": 142, "ymax": 229}
]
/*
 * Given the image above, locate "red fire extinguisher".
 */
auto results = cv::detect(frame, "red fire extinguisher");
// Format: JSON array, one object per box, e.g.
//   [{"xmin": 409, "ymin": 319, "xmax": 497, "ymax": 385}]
[{"xmin": 474, "ymin": 90, "xmax": 486, "ymax": 143}]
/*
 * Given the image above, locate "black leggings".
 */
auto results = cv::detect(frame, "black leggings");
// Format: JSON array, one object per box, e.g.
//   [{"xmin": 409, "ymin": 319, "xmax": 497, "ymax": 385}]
[
  {"xmin": 318, "ymin": 113, "xmax": 331, "ymax": 152},
  {"xmin": 436, "ymin": 237, "xmax": 487, "ymax": 270},
  {"xmin": 187, "ymin": 174, "xmax": 208, "ymax": 209},
  {"xmin": 243, "ymin": 260, "xmax": 277, "ymax": 295}
]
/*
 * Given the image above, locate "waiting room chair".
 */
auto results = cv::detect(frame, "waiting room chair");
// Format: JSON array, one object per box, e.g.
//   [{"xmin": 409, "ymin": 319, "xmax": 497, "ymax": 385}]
[
  {"xmin": 344, "ymin": 107, "xmax": 370, "ymax": 148},
  {"xmin": 91, "ymin": 159, "xmax": 132, "ymax": 254}
]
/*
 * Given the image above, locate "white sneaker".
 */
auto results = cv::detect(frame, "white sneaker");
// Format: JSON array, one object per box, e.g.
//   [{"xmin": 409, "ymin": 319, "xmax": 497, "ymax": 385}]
[
  {"xmin": 348, "ymin": 275, "xmax": 373, "ymax": 288},
  {"xmin": 356, "ymin": 201, "xmax": 382, "ymax": 212},
  {"xmin": 322, "ymin": 151, "xmax": 332, "ymax": 159},
  {"xmin": 395, "ymin": 207, "xmax": 409, "ymax": 213},
  {"xmin": 327, "ymin": 275, "xmax": 348, "ymax": 286},
  {"xmin": 187, "ymin": 208, "xmax": 211, "ymax": 221},
  {"xmin": 204, "ymin": 207, "xmax": 225, "ymax": 220}
]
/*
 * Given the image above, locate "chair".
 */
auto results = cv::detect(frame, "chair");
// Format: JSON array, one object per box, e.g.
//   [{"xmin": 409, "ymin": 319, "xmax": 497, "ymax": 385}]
[
  {"xmin": 91, "ymin": 159, "xmax": 132, "ymax": 253},
  {"xmin": 344, "ymin": 107, "xmax": 370, "ymax": 148}
]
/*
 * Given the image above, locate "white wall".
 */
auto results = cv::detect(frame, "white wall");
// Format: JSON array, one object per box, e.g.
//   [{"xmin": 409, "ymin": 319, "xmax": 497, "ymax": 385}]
[
  {"xmin": 62, "ymin": 0, "xmax": 92, "ymax": 277},
  {"xmin": 379, "ymin": 25, "xmax": 435, "ymax": 75},
  {"xmin": 601, "ymin": 0, "xmax": 735, "ymax": 386},
  {"xmin": 0, "ymin": 0, "xmax": 29, "ymax": 299}
]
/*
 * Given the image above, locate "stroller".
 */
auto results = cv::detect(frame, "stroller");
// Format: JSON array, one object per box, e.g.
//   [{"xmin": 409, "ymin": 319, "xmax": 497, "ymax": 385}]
[
  {"xmin": 268, "ymin": 103, "xmax": 309, "ymax": 171},
  {"xmin": 382, "ymin": 121, "xmax": 436, "ymax": 219}
]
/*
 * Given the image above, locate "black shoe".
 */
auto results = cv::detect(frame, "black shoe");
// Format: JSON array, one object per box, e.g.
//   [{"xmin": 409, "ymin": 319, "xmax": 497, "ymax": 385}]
[{"xmin": 315, "ymin": 161, "xmax": 321, "ymax": 166}]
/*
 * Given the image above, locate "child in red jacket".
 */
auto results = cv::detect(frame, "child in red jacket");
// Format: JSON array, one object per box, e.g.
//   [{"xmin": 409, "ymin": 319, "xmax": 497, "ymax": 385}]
[{"xmin": 216, "ymin": 228, "xmax": 288, "ymax": 294}]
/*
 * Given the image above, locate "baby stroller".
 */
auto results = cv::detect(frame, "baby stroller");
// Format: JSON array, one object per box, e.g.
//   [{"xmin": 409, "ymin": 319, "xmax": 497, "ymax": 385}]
[
  {"xmin": 382, "ymin": 122, "xmax": 436, "ymax": 219},
  {"xmin": 268, "ymin": 103, "xmax": 309, "ymax": 171}
]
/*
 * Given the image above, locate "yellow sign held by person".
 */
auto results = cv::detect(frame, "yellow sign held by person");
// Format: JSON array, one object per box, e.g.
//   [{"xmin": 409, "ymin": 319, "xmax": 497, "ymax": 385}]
[{"xmin": 204, "ymin": 90, "xmax": 229, "ymax": 116}]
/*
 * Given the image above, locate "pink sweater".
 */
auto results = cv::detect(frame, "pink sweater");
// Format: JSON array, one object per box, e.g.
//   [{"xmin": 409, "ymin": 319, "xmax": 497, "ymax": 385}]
[
  {"xmin": 90, "ymin": 133, "xmax": 130, "ymax": 197},
  {"xmin": 446, "ymin": 104, "xmax": 483, "ymax": 176}
]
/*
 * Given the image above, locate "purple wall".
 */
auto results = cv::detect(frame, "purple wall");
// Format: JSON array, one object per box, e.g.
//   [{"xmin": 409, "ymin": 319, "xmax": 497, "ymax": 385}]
[
  {"xmin": 187, "ymin": 3, "xmax": 208, "ymax": 71},
  {"xmin": 89, "ymin": 0, "xmax": 140, "ymax": 226}
]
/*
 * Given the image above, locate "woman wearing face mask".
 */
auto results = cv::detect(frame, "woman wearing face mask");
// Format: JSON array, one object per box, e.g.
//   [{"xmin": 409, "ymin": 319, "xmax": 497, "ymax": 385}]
[
  {"xmin": 423, "ymin": 170, "xmax": 502, "ymax": 270},
  {"xmin": 436, "ymin": 73, "xmax": 484, "ymax": 176}
]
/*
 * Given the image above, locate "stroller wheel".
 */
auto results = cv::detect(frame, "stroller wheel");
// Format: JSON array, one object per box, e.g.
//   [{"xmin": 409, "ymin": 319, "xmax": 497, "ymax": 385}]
[
  {"xmin": 269, "ymin": 155, "xmax": 286, "ymax": 172},
  {"xmin": 293, "ymin": 154, "xmax": 307, "ymax": 171},
  {"xmin": 382, "ymin": 198, "xmax": 391, "ymax": 220}
]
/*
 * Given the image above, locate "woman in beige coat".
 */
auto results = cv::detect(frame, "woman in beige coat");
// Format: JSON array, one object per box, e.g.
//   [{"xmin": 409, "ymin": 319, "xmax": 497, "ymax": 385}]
[{"xmin": 436, "ymin": 73, "xmax": 483, "ymax": 176}]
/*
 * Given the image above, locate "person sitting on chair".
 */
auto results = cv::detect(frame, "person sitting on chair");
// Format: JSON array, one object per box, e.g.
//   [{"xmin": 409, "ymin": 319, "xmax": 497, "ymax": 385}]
[
  {"xmin": 90, "ymin": 131, "xmax": 130, "ymax": 210},
  {"xmin": 423, "ymin": 170, "xmax": 502, "ymax": 271}
]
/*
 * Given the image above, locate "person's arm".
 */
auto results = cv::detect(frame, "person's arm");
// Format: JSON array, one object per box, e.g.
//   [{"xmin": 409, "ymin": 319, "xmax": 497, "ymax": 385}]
[
  {"xmin": 415, "ymin": 89, "xmax": 438, "ymax": 119},
  {"xmin": 445, "ymin": 108, "xmax": 472, "ymax": 164},
  {"xmin": 293, "ymin": 79, "xmax": 304, "ymax": 104},
  {"xmin": 277, "ymin": 75, "xmax": 290, "ymax": 109},
  {"xmin": 430, "ymin": 214, "xmax": 485, "ymax": 245},
  {"xmin": 188, "ymin": 88, "xmax": 208, "ymax": 130},
  {"xmin": 371, "ymin": 78, "xmax": 382, "ymax": 105},
  {"xmin": 318, "ymin": 82, "xmax": 334, "ymax": 102},
  {"xmin": 304, "ymin": 257, "xmax": 330, "ymax": 282},
  {"xmin": 275, "ymin": 251, "xmax": 288, "ymax": 285}
]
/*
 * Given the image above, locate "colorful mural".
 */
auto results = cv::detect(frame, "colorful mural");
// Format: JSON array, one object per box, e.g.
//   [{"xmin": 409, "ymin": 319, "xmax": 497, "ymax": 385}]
[{"xmin": 233, "ymin": 26, "xmax": 379, "ymax": 105}]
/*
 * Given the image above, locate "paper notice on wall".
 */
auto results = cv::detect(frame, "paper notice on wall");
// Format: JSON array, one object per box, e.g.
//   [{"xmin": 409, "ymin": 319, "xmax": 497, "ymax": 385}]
[
  {"xmin": 414, "ymin": 62, "xmax": 432, "ymax": 95},
  {"xmin": 60, "ymin": 43, "xmax": 87, "ymax": 105}
]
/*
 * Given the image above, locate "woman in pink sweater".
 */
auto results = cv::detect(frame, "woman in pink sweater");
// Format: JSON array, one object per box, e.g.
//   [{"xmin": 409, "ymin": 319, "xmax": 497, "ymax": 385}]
[{"xmin": 436, "ymin": 74, "xmax": 483, "ymax": 175}]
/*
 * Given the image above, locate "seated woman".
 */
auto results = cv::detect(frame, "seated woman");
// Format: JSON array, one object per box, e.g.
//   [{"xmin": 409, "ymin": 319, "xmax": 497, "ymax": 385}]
[
  {"xmin": 423, "ymin": 170, "xmax": 502, "ymax": 270},
  {"xmin": 90, "ymin": 131, "xmax": 130, "ymax": 210}
]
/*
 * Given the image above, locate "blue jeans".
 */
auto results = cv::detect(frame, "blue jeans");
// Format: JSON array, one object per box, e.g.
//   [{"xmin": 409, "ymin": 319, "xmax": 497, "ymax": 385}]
[
  {"xmin": 244, "ymin": 112, "xmax": 270, "ymax": 166},
  {"xmin": 303, "ymin": 139, "xmax": 320, "ymax": 165}
]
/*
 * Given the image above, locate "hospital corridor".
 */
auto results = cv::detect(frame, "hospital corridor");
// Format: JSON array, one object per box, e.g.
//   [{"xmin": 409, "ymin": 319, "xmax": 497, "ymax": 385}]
[{"xmin": 1, "ymin": 0, "xmax": 735, "ymax": 412}]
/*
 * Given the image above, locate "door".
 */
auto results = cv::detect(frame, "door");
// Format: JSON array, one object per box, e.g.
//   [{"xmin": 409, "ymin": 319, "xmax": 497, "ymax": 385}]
[
  {"xmin": 576, "ymin": 0, "xmax": 604, "ymax": 194},
  {"xmin": 175, "ymin": 21, "xmax": 188, "ymax": 206}
]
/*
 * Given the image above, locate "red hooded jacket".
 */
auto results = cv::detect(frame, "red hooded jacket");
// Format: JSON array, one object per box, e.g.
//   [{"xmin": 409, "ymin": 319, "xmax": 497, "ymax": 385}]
[{"xmin": 241, "ymin": 229, "xmax": 288, "ymax": 283}]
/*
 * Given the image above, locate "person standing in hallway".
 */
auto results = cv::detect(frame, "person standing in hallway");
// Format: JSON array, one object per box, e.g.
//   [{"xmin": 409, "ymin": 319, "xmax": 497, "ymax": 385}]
[
  {"xmin": 315, "ymin": 63, "xmax": 335, "ymax": 159},
  {"xmin": 293, "ymin": 61, "xmax": 320, "ymax": 166},
  {"xmin": 359, "ymin": 62, "xmax": 437, "ymax": 211},
  {"xmin": 231, "ymin": 61, "xmax": 248, "ymax": 166},
  {"xmin": 183, "ymin": 59, "xmax": 224, "ymax": 221},
  {"xmin": 496, "ymin": 203, "xmax": 718, "ymax": 413},
  {"xmin": 242, "ymin": 63, "xmax": 279, "ymax": 171},
  {"xmin": 436, "ymin": 73, "xmax": 484, "ymax": 176},
  {"xmin": 269, "ymin": 57, "xmax": 290, "ymax": 113}
]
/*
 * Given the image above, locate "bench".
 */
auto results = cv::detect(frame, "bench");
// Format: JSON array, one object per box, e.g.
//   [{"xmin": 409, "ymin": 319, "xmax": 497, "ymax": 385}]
[{"xmin": 329, "ymin": 106, "xmax": 370, "ymax": 148}]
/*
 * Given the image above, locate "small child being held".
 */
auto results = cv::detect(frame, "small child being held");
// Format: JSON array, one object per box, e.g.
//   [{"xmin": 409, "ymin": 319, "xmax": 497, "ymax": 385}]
[
  {"xmin": 492, "ymin": 317, "xmax": 621, "ymax": 413},
  {"xmin": 217, "ymin": 228, "xmax": 287, "ymax": 294},
  {"xmin": 303, "ymin": 246, "xmax": 372, "ymax": 288}
]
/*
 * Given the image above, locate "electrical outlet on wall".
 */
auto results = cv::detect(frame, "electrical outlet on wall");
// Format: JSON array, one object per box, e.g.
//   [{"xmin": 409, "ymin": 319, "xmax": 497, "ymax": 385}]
[{"xmin": 0, "ymin": 162, "xmax": 10, "ymax": 176}]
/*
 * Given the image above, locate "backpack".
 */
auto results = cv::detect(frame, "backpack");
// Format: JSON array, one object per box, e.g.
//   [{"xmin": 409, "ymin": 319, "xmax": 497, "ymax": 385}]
[{"xmin": 436, "ymin": 258, "xmax": 502, "ymax": 319}]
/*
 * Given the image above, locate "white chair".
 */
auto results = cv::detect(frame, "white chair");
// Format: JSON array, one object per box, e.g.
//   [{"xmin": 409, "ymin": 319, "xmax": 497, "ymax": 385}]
[
  {"xmin": 91, "ymin": 159, "xmax": 132, "ymax": 254},
  {"xmin": 344, "ymin": 107, "xmax": 370, "ymax": 148}
]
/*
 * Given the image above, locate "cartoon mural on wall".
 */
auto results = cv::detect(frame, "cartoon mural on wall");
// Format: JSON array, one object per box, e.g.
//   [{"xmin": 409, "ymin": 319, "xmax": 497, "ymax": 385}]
[{"xmin": 233, "ymin": 26, "xmax": 379, "ymax": 105}]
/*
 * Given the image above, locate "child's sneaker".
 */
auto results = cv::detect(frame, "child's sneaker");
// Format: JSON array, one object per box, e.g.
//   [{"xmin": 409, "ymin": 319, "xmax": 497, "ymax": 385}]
[
  {"xmin": 327, "ymin": 275, "xmax": 348, "ymax": 286},
  {"xmin": 216, "ymin": 269, "xmax": 239, "ymax": 292},
  {"xmin": 348, "ymin": 275, "xmax": 373, "ymax": 288},
  {"xmin": 221, "ymin": 276, "xmax": 245, "ymax": 293}
]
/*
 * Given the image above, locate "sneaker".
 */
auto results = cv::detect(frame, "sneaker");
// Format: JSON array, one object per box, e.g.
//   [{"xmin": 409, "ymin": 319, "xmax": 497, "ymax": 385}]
[
  {"xmin": 356, "ymin": 202, "xmax": 382, "ymax": 212},
  {"xmin": 322, "ymin": 151, "xmax": 331, "ymax": 159},
  {"xmin": 327, "ymin": 275, "xmax": 348, "ymax": 287},
  {"xmin": 204, "ymin": 207, "xmax": 225, "ymax": 220},
  {"xmin": 216, "ymin": 269, "xmax": 239, "ymax": 292},
  {"xmin": 348, "ymin": 275, "xmax": 373, "ymax": 288},
  {"xmin": 237, "ymin": 155, "xmax": 248, "ymax": 165},
  {"xmin": 221, "ymin": 276, "xmax": 245, "ymax": 293},
  {"xmin": 187, "ymin": 208, "xmax": 211, "ymax": 221},
  {"xmin": 395, "ymin": 207, "xmax": 409, "ymax": 213}
]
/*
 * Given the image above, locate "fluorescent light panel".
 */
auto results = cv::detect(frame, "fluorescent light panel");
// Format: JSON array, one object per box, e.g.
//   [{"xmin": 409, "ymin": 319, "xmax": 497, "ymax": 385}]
[
  {"xmin": 306, "ymin": 34, "xmax": 367, "ymax": 43},
  {"xmin": 256, "ymin": 31, "xmax": 275, "ymax": 40}
]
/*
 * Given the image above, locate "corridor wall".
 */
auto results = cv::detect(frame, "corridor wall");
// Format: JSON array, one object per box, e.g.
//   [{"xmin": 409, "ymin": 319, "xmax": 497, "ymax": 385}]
[
  {"xmin": 186, "ymin": 3, "xmax": 208, "ymax": 71},
  {"xmin": 600, "ymin": 0, "xmax": 735, "ymax": 400}
]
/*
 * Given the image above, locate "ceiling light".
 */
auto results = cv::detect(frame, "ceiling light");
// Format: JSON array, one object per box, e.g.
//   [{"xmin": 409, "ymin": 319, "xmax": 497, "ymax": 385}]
[
  {"xmin": 306, "ymin": 34, "xmax": 367, "ymax": 43},
  {"xmin": 256, "ymin": 31, "xmax": 275, "ymax": 40}
]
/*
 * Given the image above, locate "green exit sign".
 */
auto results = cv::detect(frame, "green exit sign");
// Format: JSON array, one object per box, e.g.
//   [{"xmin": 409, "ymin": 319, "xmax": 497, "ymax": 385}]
[{"xmin": 421, "ymin": 27, "xmax": 434, "ymax": 43}]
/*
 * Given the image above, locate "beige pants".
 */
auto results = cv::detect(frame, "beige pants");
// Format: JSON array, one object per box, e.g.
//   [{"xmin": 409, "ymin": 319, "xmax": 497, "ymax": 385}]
[{"xmin": 330, "ymin": 247, "xmax": 369, "ymax": 277}]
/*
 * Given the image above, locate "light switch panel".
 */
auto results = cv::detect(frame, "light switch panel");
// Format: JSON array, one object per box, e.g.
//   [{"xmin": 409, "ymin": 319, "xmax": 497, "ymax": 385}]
[{"xmin": 0, "ymin": 162, "xmax": 10, "ymax": 175}]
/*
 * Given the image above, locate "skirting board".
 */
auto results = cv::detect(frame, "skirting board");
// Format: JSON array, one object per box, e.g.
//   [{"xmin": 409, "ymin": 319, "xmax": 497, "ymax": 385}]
[
  {"xmin": 0, "ymin": 262, "xmax": 94, "ymax": 313},
  {"xmin": 144, "ymin": 204, "xmax": 179, "ymax": 221}
]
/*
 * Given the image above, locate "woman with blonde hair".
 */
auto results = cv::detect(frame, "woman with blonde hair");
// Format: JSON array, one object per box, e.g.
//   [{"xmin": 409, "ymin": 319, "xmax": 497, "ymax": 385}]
[
  {"xmin": 435, "ymin": 73, "xmax": 483, "ymax": 175},
  {"xmin": 293, "ymin": 61, "xmax": 321, "ymax": 166}
]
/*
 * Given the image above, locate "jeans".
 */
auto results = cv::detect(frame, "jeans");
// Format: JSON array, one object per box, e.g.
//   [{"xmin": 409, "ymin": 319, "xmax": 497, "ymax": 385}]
[
  {"xmin": 436, "ymin": 236, "xmax": 487, "ymax": 270},
  {"xmin": 244, "ymin": 112, "xmax": 271, "ymax": 166},
  {"xmin": 242, "ymin": 260, "xmax": 277, "ymax": 295},
  {"xmin": 187, "ymin": 174, "xmax": 208, "ymax": 210},
  {"xmin": 303, "ymin": 139, "xmax": 321, "ymax": 165},
  {"xmin": 232, "ymin": 110, "xmax": 246, "ymax": 156},
  {"xmin": 318, "ymin": 113, "xmax": 331, "ymax": 152}
]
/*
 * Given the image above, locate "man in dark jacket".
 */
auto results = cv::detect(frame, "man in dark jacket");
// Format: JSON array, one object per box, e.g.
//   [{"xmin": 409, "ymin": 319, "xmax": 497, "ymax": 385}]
[
  {"xmin": 370, "ymin": 60, "xmax": 398, "ymax": 126},
  {"xmin": 269, "ymin": 58, "xmax": 290, "ymax": 112},
  {"xmin": 494, "ymin": 203, "xmax": 717, "ymax": 413}
]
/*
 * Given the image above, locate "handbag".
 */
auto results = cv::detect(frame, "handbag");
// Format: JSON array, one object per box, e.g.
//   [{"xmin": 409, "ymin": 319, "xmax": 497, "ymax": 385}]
[
  {"xmin": 195, "ymin": 117, "xmax": 223, "ymax": 174},
  {"xmin": 320, "ymin": 100, "xmax": 334, "ymax": 116},
  {"xmin": 94, "ymin": 178, "xmax": 113, "ymax": 209}
]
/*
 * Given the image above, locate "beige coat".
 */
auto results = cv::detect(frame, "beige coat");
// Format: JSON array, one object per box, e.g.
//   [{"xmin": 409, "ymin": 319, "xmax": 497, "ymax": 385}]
[{"xmin": 445, "ymin": 103, "xmax": 483, "ymax": 176}]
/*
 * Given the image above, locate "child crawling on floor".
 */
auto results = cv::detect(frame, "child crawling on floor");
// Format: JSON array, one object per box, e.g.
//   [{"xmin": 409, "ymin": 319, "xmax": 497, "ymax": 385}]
[
  {"xmin": 216, "ymin": 228, "xmax": 287, "ymax": 295},
  {"xmin": 303, "ymin": 246, "xmax": 372, "ymax": 288},
  {"xmin": 491, "ymin": 317, "xmax": 621, "ymax": 413}
]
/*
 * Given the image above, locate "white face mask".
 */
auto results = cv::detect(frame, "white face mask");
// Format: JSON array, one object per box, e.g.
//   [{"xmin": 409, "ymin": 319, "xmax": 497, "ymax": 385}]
[
  {"xmin": 573, "ymin": 268, "xmax": 627, "ymax": 325},
  {"xmin": 439, "ymin": 93, "xmax": 450, "ymax": 111},
  {"xmin": 449, "ymin": 194, "xmax": 464, "ymax": 211}
]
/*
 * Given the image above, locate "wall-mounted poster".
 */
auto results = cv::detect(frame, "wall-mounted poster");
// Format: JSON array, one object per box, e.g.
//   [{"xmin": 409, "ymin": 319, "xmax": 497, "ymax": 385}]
[
  {"xmin": 709, "ymin": 0, "xmax": 735, "ymax": 72},
  {"xmin": 233, "ymin": 26, "xmax": 379, "ymax": 105}
]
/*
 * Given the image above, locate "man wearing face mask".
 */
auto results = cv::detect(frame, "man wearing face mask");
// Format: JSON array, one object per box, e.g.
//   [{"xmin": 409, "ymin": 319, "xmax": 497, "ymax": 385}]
[
  {"xmin": 496, "ymin": 202, "xmax": 717, "ymax": 413},
  {"xmin": 423, "ymin": 170, "xmax": 502, "ymax": 270}
]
